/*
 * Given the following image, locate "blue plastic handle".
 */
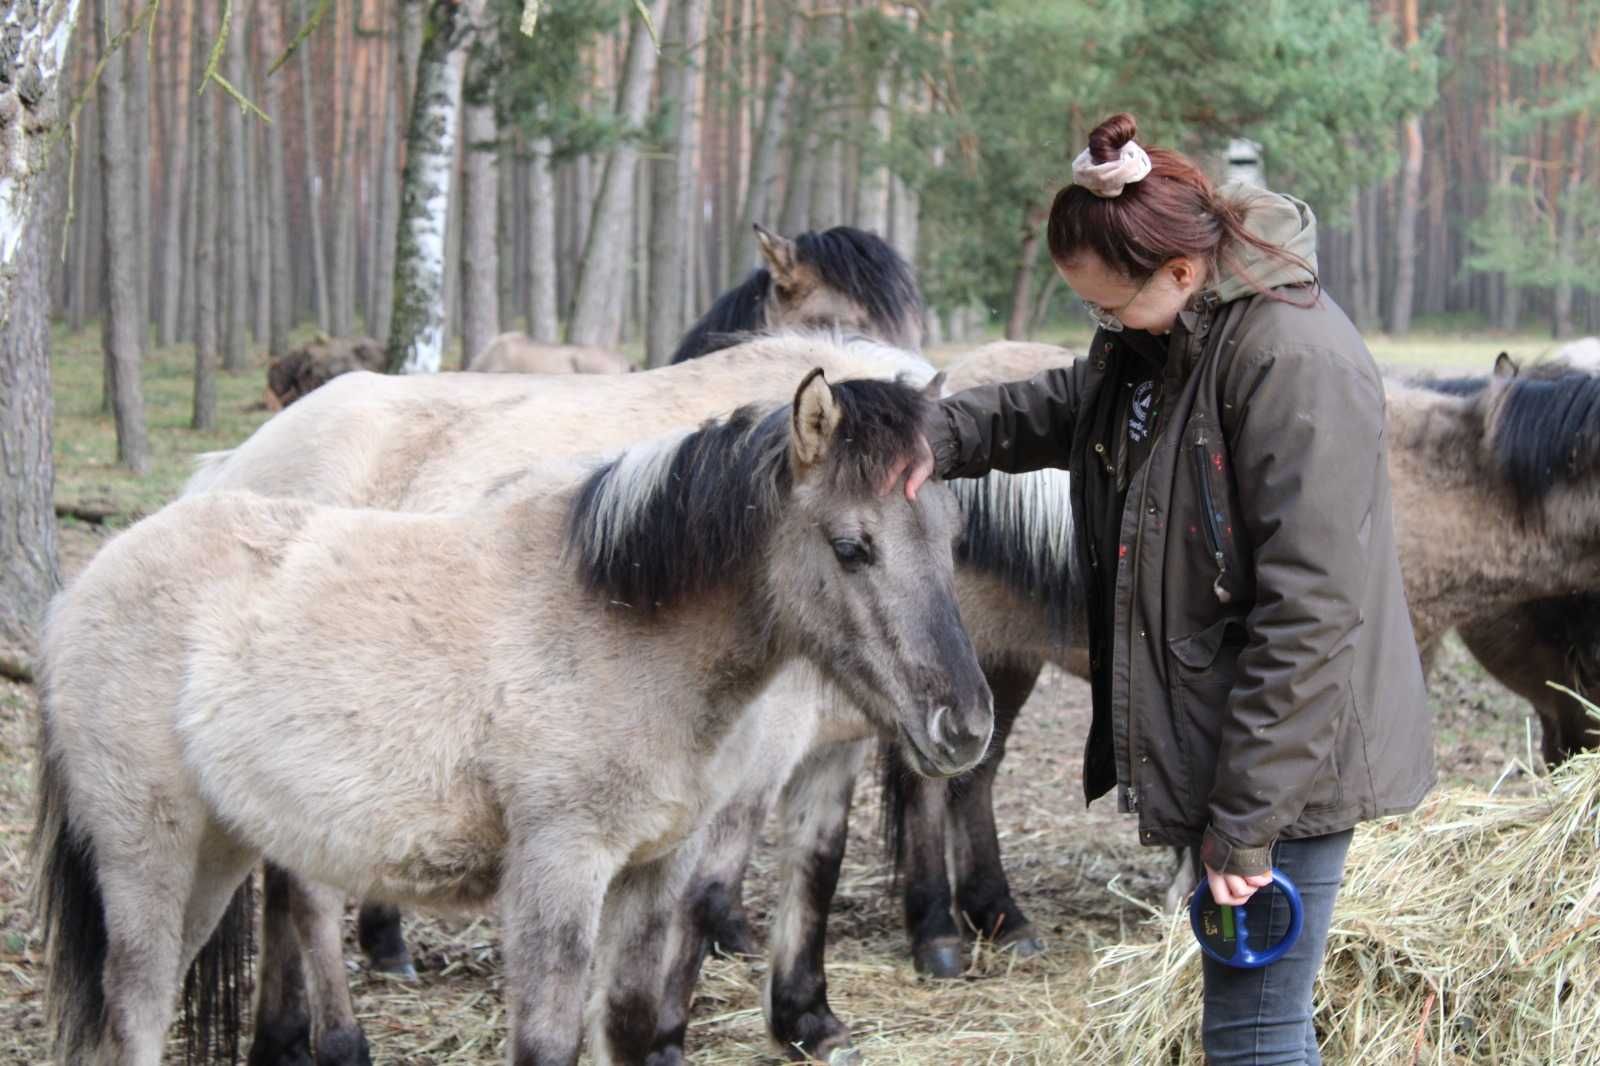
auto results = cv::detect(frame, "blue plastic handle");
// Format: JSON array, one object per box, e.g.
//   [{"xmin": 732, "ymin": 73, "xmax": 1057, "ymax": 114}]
[{"xmin": 1188, "ymin": 868, "xmax": 1303, "ymax": 969}]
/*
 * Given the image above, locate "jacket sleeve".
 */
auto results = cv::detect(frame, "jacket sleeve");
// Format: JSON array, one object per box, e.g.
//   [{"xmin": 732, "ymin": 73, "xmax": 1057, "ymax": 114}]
[
  {"xmin": 929, "ymin": 362, "xmax": 1087, "ymax": 479},
  {"xmin": 1200, "ymin": 343, "xmax": 1384, "ymax": 877}
]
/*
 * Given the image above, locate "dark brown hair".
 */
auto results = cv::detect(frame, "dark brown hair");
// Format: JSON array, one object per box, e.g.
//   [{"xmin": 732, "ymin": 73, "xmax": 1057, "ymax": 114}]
[{"xmin": 1047, "ymin": 113, "xmax": 1317, "ymax": 304}]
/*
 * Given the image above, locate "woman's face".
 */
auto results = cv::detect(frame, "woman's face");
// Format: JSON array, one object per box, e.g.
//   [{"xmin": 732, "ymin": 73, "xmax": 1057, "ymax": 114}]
[{"xmin": 1058, "ymin": 252, "xmax": 1207, "ymax": 335}]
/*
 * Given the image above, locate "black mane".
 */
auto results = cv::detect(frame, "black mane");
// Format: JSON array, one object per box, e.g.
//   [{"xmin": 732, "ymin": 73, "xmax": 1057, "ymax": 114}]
[
  {"xmin": 566, "ymin": 377, "xmax": 934, "ymax": 612},
  {"xmin": 1491, "ymin": 367, "xmax": 1600, "ymax": 517},
  {"xmin": 670, "ymin": 226, "xmax": 923, "ymax": 365}
]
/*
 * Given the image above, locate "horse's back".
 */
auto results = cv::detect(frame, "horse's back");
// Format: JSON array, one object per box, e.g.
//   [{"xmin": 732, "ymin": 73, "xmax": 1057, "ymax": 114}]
[
  {"xmin": 943, "ymin": 341, "xmax": 1077, "ymax": 393},
  {"xmin": 467, "ymin": 334, "xmax": 631, "ymax": 375}
]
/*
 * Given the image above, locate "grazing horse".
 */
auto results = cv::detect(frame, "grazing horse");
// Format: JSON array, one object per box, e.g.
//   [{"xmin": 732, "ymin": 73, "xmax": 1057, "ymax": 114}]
[
  {"xmin": 33, "ymin": 369, "xmax": 992, "ymax": 1066},
  {"xmin": 670, "ymin": 224, "xmax": 924, "ymax": 364},
  {"xmin": 465, "ymin": 334, "xmax": 634, "ymax": 374}
]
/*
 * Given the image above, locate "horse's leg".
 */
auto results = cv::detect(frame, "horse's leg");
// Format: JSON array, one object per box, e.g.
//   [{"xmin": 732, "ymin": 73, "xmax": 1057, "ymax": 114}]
[
  {"xmin": 587, "ymin": 850, "xmax": 697, "ymax": 1066},
  {"xmin": 887, "ymin": 748, "xmax": 961, "ymax": 977},
  {"xmin": 642, "ymin": 790, "xmax": 776, "ymax": 1064},
  {"xmin": 357, "ymin": 900, "xmax": 417, "ymax": 978},
  {"xmin": 764, "ymin": 738, "xmax": 867, "ymax": 1065},
  {"xmin": 502, "ymin": 843, "xmax": 620, "ymax": 1066},
  {"xmin": 95, "ymin": 821, "xmax": 255, "ymax": 1066},
  {"xmin": 685, "ymin": 799, "xmax": 762, "ymax": 961},
  {"xmin": 288, "ymin": 877, "xmax": 373, "ymax": 1066},
  {"xmin": 1458, "ymin": 606, "xmax": 1600, "ymax": 768},
  {"xmin": 948, "ymin": 658, "xmax": 1045, "ymax": 956},
  {"xmin": 248, "ymin": 864, "xmax": 315, "ymax": 1066}
]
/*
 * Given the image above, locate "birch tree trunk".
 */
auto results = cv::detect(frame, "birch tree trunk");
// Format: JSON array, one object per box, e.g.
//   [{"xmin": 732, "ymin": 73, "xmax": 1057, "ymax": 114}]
[
  {"xmin": 221, "ymin": 0, "xmax": 251, "ymax": 368},
  {"xmin": 460, "ymin": 2, "xmax": 499, "ymax": 366},
  {"xmin": 857, "ymin": 70, "xmax": 892, "ymax": 235},
  {"xmin": 0, "ymin": 0, "xmax": 78, "ymax": 680},
  {"xmin": 528, "ymin": 134, "xmax": 560, "ymax": 342},
  {"xmin": 191, "ymin": 0, "xmax": 219, "ymax": 429},
  {"xmin": 95, "ymin": 0, "xmax": 150, "ymax": 471},
  {"xmin": 260, "ymin": 0, "xmax": 293, "ymax": 357},
  {"xmin": 647, "ymin": 0, "xmax": 708, "ymax": 366},
  {"xmin": 567, "ymin": 0, "xmax": 674, "ymax": 348},
  {"xmin": 387, "ymin": 0, "xmax": 475, "ymax": 374}
]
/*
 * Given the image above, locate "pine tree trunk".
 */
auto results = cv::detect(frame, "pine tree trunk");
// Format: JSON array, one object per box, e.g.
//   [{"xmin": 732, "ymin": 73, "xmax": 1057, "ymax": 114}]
[
  {"xmin": 528, "ymin": 135, "xmax": 560, "ymax": 342},
  {"xmin": 126, "ymin": 0, "xmax": 152, "ymax": 347},
  {"xmin": 857, "ymin": 69, "xmax": 892, "ymax": 235},
  {"xmin": 221, "ymin": 0, "xmax": 252, "ymax": 369},
  {"xmin": 95, "ymin": 0, "xmax": 151, "ymax": 471},
  {"xmin": 1387, "ymin": 0, "xmax": 1422, "ymax": 336},
  {"xmin": 297, "ymin": 0, "xmax": 331, "ymax": 331},
  {"xmin": 0, "ymin": 0, "xmax": 77, "ymax": 680},
  {"xmin": 192, "ymin": 0, "xmax": 219, "ymax": 429},
  {"xmin": 1004, "ymin": 205, "xmax": 1045, "ymax": 340},
  {"xmin": 733, "ymin": 3, "xmax": 799, "ymax": 272},
  {"xmin": 647, "ymin": 0, "xmax": 708, "ymax": 366},
  {"xmin": 387, "ymin": 0, "xmax": 476, "ymax": 374},
  {"xmin": 1553, "ymin": 109, "xmax": 1590, "ymax": 338},
  {"xmin": 157, "ymin": 0, "xmax": 192, "ymax": 347},
  {"xmin": 567, "ymin": 0, "xmax": 674, "ymax": 348},
  {"xmin": 460, "ymin": 3, "xmax": 499, "ymax": 366},
  {"xmin": 259, "ymin": 0, "xmax": 293, "ymax": 356}
]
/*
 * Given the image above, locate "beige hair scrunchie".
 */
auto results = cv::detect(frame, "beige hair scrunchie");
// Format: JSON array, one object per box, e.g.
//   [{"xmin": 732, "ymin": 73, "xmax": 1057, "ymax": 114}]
[{"xmin": 1071, "ymin": 140, "xmax": 1152, "ymax": 198}]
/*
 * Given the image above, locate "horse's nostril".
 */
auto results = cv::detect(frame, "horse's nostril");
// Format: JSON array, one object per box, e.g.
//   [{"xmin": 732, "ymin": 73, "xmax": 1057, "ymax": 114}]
[{"xmin": 928, "ymin": 704, "xmax": 952, "ymax": 750}]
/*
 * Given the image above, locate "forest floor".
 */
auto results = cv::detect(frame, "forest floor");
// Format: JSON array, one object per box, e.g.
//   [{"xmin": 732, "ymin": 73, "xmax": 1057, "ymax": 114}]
[{"xmin": 0, "ymin": 324, "xmax": 1569, "ymax": 1062}]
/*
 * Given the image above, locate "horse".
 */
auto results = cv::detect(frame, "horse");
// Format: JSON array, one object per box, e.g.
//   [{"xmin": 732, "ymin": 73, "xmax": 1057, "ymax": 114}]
[
  {"xmin": 179, "ymin": 334, "xmax": 1071, "ymax": 1064},
  {"xmin": 669, "ymin": 224, "xmax": 924, "ymax": 364},
  {"xmin": 32, "ymin": 367, "xmax": 993, "ymax": 1066},
  {"xmin": 465, "ymin": 334, "xmax": 634, "ymax": 374}
]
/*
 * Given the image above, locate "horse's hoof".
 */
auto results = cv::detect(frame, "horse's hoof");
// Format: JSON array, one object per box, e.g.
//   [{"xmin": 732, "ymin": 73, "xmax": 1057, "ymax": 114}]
[
  {"xmin": 643, "ymin": 1048, "xmax": 685, "ymax": 1066},
  {"xmin": 827, "ymin": 1047, "xmax": 863, "ymax": 1066},
  {"xmin": 912, "ymin": 937, "xmax": 964, "ymax": 979},
  {"xmin": 245, "ymin": 1019, "xmax": 314, "ymax": 1066},
  {"xmin": 708, "ymin": 918, "xmax": 758, "ymax": 959},
  {"xmin": 314, "ymin": 1026, "xmax": 372, "ymax": 1066},
  {"xmin": 369, "ymin": 954, "xmax": 418, "ymax": 981},
  {"xmin": 997, "ymin": 926, "xmax": 1047, "ymax": 958}
]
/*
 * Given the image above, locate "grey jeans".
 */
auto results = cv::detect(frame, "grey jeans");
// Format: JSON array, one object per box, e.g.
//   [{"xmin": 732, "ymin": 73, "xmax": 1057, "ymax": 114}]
[{"xmin": 1188, "ymin": 829, "xmax": 1355, "ymax": 1065}]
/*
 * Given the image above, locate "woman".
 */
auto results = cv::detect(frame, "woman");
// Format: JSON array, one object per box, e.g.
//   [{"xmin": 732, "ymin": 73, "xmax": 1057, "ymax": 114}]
[{"xmin": 912, "ymin": 114, "xmax": 1435, "ymax": 1063}]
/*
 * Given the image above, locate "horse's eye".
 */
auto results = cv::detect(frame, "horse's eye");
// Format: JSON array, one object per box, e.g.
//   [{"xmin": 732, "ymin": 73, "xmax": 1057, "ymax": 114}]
[{"xmin": 831, "ymin": 538, "xmax": 872, "ymax": 570}]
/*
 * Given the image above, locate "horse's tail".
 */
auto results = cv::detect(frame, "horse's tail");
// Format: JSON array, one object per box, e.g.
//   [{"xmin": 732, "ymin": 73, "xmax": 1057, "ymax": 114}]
[
  {"xmin": 183, "ymin": 448, "xmax": 236, "ymax": 497},
  {"xmin": 877, "ymin": 735, "xmax": 911, "ymax": 889},
  {"xmin": 182, "ymin": 876, "xmax": 256, "ymax": 1065},
  {"xmin": 32, "ymin": 707, "xmax": 109, "ymax": 1064},
  {"xmin": 33, "ymin": 686, "xmax": 256, "ymax": 1064}
]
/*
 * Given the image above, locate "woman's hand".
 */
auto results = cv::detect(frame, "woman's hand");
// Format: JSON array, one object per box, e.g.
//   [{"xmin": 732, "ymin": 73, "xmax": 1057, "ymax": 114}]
[{"xmin": 1204, "ymin": 865, "xmax": 1274, "ymax": 906}]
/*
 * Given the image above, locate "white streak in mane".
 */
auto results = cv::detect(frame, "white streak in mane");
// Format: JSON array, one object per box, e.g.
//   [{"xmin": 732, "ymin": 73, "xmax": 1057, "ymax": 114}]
[
  {"xmin": 953, "ymin": 466, "xmax": 1082, "ymax": 637},
  {"xmin": 740, "ymin": 328, "xmax": 937, "ymax": 389},
  {"xmin": 583, "ymin": 428, "xmax": 696, "ymax": 568}
]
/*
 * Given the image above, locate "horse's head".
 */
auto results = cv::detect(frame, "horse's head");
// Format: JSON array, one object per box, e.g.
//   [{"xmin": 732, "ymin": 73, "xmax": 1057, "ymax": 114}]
[
  {"xmin": 1477, "ymin": 350, "xmax": 1600, "ymax": 537},
  {"xmin": 755, "ymin": 224, "xmax": 926, "ymax": 353},
  {"xmin": 767, "ymin": 370, "xmax": 993, "ymax": 777}
]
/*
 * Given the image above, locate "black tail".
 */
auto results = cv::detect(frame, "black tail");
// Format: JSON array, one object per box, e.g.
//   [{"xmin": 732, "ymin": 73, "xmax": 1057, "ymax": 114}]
[
  {"xmin": 33, "ymin": 724, "xmax": 109, "ymax": 1064},
  {"xmin": 183, "ymin": 876, "xmax": 256, "ymax": 1065}
]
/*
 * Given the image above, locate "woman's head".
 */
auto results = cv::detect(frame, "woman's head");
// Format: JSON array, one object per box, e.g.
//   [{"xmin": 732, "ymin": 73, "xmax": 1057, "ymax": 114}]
[{"xmin": 1048, "ymin": 113, "xmax": 1313, "ymax": 334}]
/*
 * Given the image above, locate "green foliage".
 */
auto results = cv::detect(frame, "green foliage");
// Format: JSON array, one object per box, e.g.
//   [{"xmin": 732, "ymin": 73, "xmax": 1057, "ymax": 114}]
[
  {"xmin": 488, "ymin": 0, "xmax": 634, "ymax": 158},
  {"xmin": 886, "ymin": 0, "xmax": 1438, "ymax": 310}
]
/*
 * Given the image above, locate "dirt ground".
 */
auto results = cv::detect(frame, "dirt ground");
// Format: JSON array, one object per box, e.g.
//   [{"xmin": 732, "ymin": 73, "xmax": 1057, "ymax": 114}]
[{"xmin": 0, "ymin": 521, "xmax": 1540, "ymax": 1064}]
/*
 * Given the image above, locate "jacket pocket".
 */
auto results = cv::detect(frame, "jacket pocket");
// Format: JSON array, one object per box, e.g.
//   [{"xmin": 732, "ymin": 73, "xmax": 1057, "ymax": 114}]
[
  {"xmin": 1167, "ymin": 617, "xmax": 1247, "ymax": 818},
  {"xmin": 1189, "ymin": 429, "xmax": 1234, "ymax": 605}
]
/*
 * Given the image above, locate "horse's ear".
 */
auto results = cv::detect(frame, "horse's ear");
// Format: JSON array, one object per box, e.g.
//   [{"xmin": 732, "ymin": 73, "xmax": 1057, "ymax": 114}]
[
  {"xmin": 755, "ymin": 223, "xmax": 799, "ymax": 287},
  {"xmin": 791, "ymin": 368, "xmax": 841, "ymax": 470},
  {"xmin": 923, "ymin": 371, "xmax": 948, "ymax": 399},
  {"xmin": 1494, "ymin": 351, "xmax": 1519, "ymax": 379}
]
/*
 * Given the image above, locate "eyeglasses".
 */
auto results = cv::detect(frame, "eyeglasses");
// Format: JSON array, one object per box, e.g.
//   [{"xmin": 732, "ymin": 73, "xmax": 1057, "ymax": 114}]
[{"xmin": 1079, "ymin": 271, "xmax": 1157, "ymax": 333}]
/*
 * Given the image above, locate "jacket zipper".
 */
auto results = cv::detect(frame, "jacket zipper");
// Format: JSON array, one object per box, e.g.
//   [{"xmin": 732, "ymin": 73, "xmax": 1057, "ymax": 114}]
[{"xmin": 1192, "ymin": 433, "xmax": 1232, "ymax": 604}]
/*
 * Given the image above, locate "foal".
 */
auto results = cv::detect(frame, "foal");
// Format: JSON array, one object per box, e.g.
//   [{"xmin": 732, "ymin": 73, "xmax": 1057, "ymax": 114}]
[{"xmin": 33, "ymin": 371, "xmax": 992, "ymax": 1066}]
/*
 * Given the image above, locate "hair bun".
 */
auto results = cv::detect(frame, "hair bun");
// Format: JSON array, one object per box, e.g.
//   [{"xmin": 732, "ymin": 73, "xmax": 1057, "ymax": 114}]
[{"xmin": 1087, "ymin": 113, "xmax": 1138, "ymax": 166}]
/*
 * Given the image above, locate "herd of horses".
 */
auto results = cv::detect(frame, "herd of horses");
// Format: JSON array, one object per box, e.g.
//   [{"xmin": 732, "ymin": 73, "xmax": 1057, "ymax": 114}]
[{"xmin": 30, "ymin": 223, "xmax": 1600, "ymax": 1066}]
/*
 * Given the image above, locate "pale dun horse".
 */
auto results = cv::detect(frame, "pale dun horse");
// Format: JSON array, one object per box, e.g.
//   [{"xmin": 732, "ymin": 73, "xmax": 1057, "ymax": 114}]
[{"xmin": 32, "ymin": 371, "xmax": 994, "ymax": 1066}]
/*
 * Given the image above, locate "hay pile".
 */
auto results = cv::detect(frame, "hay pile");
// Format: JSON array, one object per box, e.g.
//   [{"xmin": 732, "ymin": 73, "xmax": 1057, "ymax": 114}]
[{"xmin": 1060, "ymin": 745, "xmax": 1600, "ymax": 1065}]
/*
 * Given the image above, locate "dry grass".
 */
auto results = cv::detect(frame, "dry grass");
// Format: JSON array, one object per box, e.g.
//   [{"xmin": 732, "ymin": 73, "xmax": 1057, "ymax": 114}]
[{"xmin": 1061, "ymin": 731, "xmax": 1600, "ymax": 1065}]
